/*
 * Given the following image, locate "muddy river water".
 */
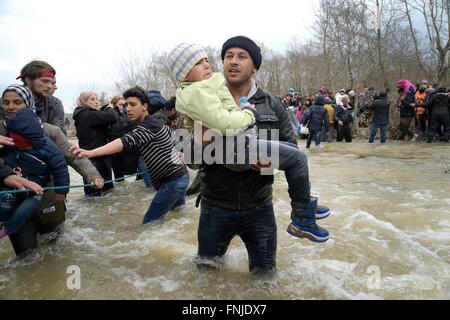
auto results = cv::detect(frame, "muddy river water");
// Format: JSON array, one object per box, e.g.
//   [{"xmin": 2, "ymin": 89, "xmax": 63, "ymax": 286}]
[{"xmin": 1, "ymin": 141, "xmax": 449, "ymax": 299}]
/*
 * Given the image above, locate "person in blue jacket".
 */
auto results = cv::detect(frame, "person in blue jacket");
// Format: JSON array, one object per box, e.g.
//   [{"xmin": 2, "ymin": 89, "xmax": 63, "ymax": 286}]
[
  {"xmin": 0, "ymin": 85, "xmax": 69, "ymax": 239},
  {"xmin": 302, "ymin": 96, "xmax": 330, "ymax": 149}
]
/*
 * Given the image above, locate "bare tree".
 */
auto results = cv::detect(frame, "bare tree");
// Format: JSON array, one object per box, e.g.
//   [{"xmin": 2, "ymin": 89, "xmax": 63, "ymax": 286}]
[{"xmin": 401, "ymin": 0, "xmax": 449, "ymax": 83}]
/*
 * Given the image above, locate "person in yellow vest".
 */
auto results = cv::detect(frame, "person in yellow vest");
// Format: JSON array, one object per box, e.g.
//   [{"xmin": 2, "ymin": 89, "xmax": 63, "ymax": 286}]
[{"xmin": 323, "ymin": 99, "xmax": 335, "ymax": 142}]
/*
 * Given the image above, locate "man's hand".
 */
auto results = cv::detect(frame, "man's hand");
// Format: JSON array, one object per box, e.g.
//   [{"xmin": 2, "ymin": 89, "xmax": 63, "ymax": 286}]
[
  {"xmin": 3, "ymin": 175, "xmax": 44, "ymax": 195},
  {"xmin": 338, "ymin": 120, "xmax": 344, "ymax": 126},
  {"xmin": 253, "ymin": 160, "xmax": 272, "ymax": 170},
  {"xmin": 91, "ymin": 177, "xmax": 104, "ymax": 189},
  {"xmin": 0, "ymin": 135, "xmax": 14, "ymax": 148},
  {"xmin": 69, "ymin": 145, "xmax": 93, "ymax": 158}
]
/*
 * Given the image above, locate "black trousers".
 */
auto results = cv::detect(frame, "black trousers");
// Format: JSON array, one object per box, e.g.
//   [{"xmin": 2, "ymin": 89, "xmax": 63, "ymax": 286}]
[
  {"xmin": 398, "ymin": 117, "xmax": 414, "ymax": 140},
  {"xmin": 337, "ymin": 124, "xmax": 352, "ymax": 142},
  {"xmin": 428, "ymin": 111, "xmax": 450, "ymax": 142}
]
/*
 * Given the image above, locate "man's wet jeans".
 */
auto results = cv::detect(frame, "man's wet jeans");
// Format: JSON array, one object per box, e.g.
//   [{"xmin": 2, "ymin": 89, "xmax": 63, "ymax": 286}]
[
  {"xmin": 369, "ymin": 123, "xmax": 387, "ymax": 143},
  {"xmin": 0, "ymin": 194, "xmax": 42, "ymax": 234},
  {"xmin": 143, "ymin": 172, "xmax": 189, "ymax": 224},
  {"xmin": 196, "ymin": 200, "xmax": 277, "ymax": 273}
]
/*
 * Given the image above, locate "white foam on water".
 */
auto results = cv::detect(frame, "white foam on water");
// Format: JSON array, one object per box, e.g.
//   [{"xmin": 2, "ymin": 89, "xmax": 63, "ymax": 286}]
[
  {"xmin": 62, "ymin": 227, "xmax": 99, "ymax": 249},
  {"xmin": 411, "ymin": 190, "xmax": 434, "ymax": 201}
]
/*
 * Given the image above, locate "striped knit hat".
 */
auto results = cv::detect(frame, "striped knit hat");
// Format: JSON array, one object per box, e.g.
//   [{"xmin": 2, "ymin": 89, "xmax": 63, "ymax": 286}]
[
  {"xmin": 167, "ymin": 43, "xmax": 208, "ymax": 83},
  {"xmin": 2, "ymin": 84, "xmax": 36, "ymax": 113}
]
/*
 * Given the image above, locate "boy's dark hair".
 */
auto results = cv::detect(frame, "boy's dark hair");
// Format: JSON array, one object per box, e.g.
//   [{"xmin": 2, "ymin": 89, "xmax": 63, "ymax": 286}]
[
  {"xmin": 379, "ymin": 92, "xmax": 387, "ymax": 98},
  {"xmin": 123, "ymin": 86, "xmax": 149, "ymax": 106},
  {"xmin": 437, "ymin": 87, "xmax": 447, "ymax": 93},
  {"xmin": 165, "ymin": 96, "xmax": 176, "ymax": 110},
  {"xmin": 18, "ymin": 60, "xmax": 56, "ymax": 83}
]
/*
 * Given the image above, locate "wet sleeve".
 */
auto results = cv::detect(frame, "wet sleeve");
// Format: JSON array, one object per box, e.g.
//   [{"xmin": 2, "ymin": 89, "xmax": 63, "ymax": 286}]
[{"xmin": 45, "ymin": 124, "xmax": 102, "ymax": 183}]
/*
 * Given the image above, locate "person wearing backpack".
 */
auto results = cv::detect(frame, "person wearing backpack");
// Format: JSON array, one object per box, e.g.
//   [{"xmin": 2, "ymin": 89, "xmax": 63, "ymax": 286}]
[{"xmin": 147, "ymin": 90, "xmax": 168, "ymax": 125}]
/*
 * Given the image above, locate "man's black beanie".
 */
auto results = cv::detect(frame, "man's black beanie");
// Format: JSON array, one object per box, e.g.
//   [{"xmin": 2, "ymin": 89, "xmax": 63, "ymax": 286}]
[{"xmin": 221, "ymin": 36, "xmax": 262, "ymax": 70}]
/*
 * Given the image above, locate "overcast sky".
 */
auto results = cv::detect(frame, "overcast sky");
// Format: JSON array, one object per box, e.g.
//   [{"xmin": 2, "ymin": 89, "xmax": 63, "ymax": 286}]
[{"xmin": 0, "ymin": 0, "xmax": 317, "ymax": 112}]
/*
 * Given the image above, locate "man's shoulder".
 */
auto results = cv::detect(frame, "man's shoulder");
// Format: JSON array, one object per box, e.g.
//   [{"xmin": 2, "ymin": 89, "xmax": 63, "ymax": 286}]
[
  {"xmin": 252, "ymin": 88, "xmax": 270, "ymax": 103},
  {"xmin": 138, "ymin": 115, "xmax": 165, "ymax": 132},
  {"xmin": 48, "ymin": 95, "xmax": 63, "ymax": 107},
  {"xmin": 43, "ymin": 122, "xmax": 64, "ymax": 135},
  {"xmin": 252, "ymin": 88, "xmax": 283, "ymax": 109}
]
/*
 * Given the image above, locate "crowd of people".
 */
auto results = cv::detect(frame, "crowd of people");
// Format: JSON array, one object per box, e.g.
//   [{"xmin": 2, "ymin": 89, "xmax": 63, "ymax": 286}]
[
  {"xmin": 280, "ymin": 80, "xmax": 450, "ymax": 148},
  {"xmin": 1, "ymin": 35, "xmax": 448, "ymax": 275},
  {"xmin": 0, "ymin": 36, "xmax": 333, "ymax": 274}
]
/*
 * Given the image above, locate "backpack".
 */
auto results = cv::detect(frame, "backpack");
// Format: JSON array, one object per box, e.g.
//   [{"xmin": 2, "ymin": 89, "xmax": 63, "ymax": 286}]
[{"xmin": 147, "ymin": 90, "xmax": 167, "ymax": 115}]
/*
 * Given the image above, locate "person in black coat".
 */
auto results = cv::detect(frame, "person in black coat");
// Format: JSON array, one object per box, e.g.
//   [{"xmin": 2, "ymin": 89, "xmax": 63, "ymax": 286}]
[
  {"xmin": 368, "ymin": 92, "xmax": 390, "ymax": 143},
  {"xmin": 334, "ymin": 95, "xmax": 354, "ymax": 142},
  {"xmin": 415, "ymin": 87, "xmax": 450, "ymax": 143},
  {"xmin": 73, "ymin": 92, "xmax": 116, "ymax": 196}
]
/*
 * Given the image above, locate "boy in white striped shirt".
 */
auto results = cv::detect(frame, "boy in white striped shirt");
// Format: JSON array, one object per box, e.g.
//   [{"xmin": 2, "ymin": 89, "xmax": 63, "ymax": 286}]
[{"xmin": 71, "ymin": 87, "xmax": 189, "ymax": 224}]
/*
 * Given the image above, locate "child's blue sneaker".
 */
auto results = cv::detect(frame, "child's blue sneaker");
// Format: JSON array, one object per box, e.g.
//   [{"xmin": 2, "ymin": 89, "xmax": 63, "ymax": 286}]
[
  {"xmin": 288, "ymin": 197, "xmax": 330, "ymax": 243},
  {"xmin": 316, "ymin": 204, "xmax": 331, "ymax": 220},
  {"xmin": 287, "ymin": 219, "xmax": 330, "ymax": 243}
]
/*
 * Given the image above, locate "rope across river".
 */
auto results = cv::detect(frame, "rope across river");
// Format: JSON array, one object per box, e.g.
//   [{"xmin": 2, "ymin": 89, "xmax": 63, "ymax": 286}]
[{"xmin": 0, "ymin": 171, "xmax": 147, "ymax": 195}]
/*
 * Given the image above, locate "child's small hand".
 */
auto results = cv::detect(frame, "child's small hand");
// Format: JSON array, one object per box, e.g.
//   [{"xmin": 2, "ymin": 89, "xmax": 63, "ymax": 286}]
[{"xmin": 3, "ymin": 175, "xmax": 44, "ymax": 195}]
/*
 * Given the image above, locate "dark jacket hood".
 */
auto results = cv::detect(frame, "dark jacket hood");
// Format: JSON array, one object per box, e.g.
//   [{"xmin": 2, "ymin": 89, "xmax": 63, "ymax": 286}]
[
  {"xmin": 72, "ymin": 106, "xmax": 86, "ymax": 120},
  {"xmin": 433, "ymin": 93, "xmax": 449, "ymax": 103},
  {"xmin": 314, "ymin": 96, "xmax": 326, "ymax": 106}
]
